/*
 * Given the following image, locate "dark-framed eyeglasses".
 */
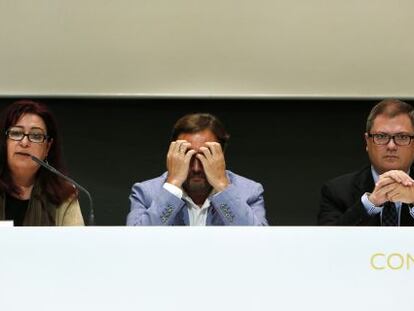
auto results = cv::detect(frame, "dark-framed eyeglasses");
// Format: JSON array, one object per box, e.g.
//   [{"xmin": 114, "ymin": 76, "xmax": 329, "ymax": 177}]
[
  {"xmin": 368, "ymin": 133, "xmax": 414, "ymax": 146},
  {"xmin": 5, "ymin": 128, "xmax": 49, "ymax": 143}
]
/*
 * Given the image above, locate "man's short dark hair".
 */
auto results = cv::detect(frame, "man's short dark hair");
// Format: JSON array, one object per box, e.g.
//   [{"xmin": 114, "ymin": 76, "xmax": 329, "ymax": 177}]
[
  {"xmin": 172, "ymin": 113, "xmax": 230, "ymax": 149},
  {"xmin": 366, "ymin": 98, "xmax": 414, "ymax": 132}
]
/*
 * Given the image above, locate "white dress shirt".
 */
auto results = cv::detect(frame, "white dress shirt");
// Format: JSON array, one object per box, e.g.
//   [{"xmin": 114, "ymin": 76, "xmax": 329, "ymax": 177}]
[{"xmin": 163, "ymin": 183, "xmax": 214, "ymax": 226}]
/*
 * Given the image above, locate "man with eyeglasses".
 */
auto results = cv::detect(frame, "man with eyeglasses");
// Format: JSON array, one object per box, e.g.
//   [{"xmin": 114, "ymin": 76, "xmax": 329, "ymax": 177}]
[{"xmin": 318, "ymin": 99, "xmax": 414, "ymax": 226}]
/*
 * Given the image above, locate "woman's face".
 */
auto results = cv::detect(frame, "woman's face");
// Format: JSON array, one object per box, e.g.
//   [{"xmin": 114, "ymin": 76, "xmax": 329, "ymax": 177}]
[{"xmin": 7, "ymin": 113, "xmax": 52, "ymax": 178}]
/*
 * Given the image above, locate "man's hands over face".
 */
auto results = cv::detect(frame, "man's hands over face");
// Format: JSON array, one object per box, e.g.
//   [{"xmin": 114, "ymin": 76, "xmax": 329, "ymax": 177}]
[
  {"xmin": 166, "ymin": 140, "xmax": 196, "ymax": 188},
  {"xmin": 369, "ymin": 170, "xmax": 414, "ymax": 206},
  {"xmin": 196, "ymin": 142, "xmax": 229, "ymax": 192},
  {"xmin": 166, "ymin": 140, "xmax": 229, "ymax": 192}
]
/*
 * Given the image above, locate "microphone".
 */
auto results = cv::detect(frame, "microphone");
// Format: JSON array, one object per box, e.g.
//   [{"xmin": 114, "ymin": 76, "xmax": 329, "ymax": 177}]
[{"xmin": 30, "ymin": 155, "xmax": 95, "ymax": 226}]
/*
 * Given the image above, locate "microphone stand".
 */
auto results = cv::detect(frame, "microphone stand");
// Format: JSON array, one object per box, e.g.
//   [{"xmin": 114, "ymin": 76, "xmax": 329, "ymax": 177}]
[{"xmin": 30, "ymin": 155, "xmax": 95, "ymax": 225}]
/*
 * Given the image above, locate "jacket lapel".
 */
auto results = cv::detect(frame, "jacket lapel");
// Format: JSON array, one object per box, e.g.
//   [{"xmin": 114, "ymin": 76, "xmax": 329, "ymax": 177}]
[{"xmin": 353, "ymin": 166, "xmax": 375, "ymax": 196}]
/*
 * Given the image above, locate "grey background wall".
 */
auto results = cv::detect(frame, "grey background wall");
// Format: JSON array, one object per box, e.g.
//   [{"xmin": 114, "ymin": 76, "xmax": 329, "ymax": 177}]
[
  {"xmin": 1, "ymin": 98, "xmax": 392, "ymax": 225},
  {"xmin": 0, "ymin": 1, "xmax": 413, "ymax": 98}
]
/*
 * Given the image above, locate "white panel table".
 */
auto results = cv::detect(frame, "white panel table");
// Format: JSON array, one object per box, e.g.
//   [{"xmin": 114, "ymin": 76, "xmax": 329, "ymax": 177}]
[{"xmin": 0, "ymin": 227, "xmax": 412, "ymax": 311}]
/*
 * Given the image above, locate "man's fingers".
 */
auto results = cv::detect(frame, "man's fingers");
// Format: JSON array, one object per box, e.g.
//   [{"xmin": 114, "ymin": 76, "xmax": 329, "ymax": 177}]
[
  {"xmin": 184, "ymin": 149, "xmax": 196, "ymax": 162},
  {"xmin": 195, "ymin": 153, "xmax": 208, "ymax": 167},
  {"xmin": 376, "ymin": 177, "xmax": 397, "ymax": 189},
  {"xmin": 199, "ymin": 146, "xmax": 213, "ymax": 160},
  {"xmin": 383, "ymin": 171, "xmax": 403, "ymax": 183},
  {"xmin": 381, "ymin": 170, "xmax": 414, "ymax": 186},
  {"xmin": 205, "ymin": 142, "xmax": 222, "ymax": 156},
  {"xmin": 180, "ymin": 142, "xmax": 192, "ymax": 154},
  {"xmin": 386, "ymin": 189, "xmax": 401, "ymax": 201},
  {"xmin": 173, "ymin": 140, "xmax": 188, "ymax": 153},
  {"xmin": 167, "ymin": 141, "xmax": 177, "ymax": 155},
  {"xmin": 375, "ymin": 183, "xmax": 399, "ymax": 197}
]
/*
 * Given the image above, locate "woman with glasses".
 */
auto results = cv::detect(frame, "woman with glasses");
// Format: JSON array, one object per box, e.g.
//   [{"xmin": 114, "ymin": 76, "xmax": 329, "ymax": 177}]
[{"xmin": 0, "ymin": 100, "xmax": 84, "ymax": 226}]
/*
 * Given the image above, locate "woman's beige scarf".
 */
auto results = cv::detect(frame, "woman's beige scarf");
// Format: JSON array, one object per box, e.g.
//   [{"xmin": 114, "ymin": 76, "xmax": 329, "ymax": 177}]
[{"xmin": 0, "ymin": 181, "xmax": 56, "ymax": 225}]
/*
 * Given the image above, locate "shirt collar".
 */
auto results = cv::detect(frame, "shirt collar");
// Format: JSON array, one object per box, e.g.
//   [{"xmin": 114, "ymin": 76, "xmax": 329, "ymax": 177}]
[{"xmin": 182, "ymin": 188, "xmax": 217, "ymax": 210}]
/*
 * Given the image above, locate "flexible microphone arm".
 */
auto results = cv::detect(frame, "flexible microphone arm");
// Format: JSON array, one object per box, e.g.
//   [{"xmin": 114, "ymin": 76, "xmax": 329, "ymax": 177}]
[{"xmin": 30, "ymin": 155, "xmax": 95, "ymax": 226}]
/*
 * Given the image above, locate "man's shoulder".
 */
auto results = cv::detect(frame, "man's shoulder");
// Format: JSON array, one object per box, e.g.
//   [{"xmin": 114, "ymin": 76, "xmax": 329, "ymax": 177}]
[
  {"xmin": 323, "ymin": 166, "xmax": 371, "ymax": 189},
  {"xmin": 131, "ymin": 173, "xmax": 167, "ymax": 190},
  {"xmin": 227, "ymin": 170, "xmax": 263, "ymax": 189}
]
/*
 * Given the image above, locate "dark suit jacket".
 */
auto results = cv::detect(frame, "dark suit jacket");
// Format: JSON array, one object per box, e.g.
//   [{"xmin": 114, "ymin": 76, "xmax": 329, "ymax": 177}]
[{"xmin": 318, "ymin": 165, "xmax": 414, "ymax": 226}]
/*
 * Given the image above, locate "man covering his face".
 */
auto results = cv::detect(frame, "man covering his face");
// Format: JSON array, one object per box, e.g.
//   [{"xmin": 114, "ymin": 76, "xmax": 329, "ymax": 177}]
[{"xmin": 127, "ymin": 113, "xmax": 268, "ymax": 226}]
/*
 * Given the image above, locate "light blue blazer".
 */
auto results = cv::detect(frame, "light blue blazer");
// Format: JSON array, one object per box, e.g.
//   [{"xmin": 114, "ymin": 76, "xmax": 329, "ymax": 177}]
[{"xmin": 127, "ymin": 170, "xmax": 268, "ymax": 226}]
